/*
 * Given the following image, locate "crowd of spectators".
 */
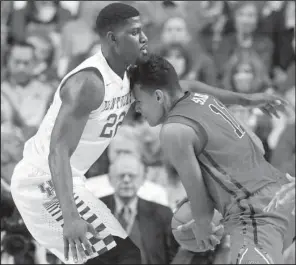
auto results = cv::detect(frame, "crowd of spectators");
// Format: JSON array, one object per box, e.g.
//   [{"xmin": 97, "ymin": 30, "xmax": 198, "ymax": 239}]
[{"xmin": 1, "ymin": 1, "xmax": 295, "ymax": 264}]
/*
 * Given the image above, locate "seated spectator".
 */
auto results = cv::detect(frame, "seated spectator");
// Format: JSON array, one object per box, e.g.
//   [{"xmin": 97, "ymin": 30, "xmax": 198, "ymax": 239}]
[
  {"xmin": 159, "ymin": 43, "xmax": 202, "ymax": 81},
  {"xmin": 100, "ymin": 154, "xmax": 179, "ymax": 264},
  {"xmin": 58, "ymin": 18, "xmax": 97, "ymax": 77},
  {"xmin": 1, "ymin": 41, "xmax": 54, "ymax": 129},
  {"xmin": 199, "ymin": 1, "xmax": 235, "ymax": 56},
  {"xmin": 222, "ymin": 49, "xmax": 272, "ymax": 93},
  {"xmin": 153, "ymin": 15, "xmax": 217, "ymax": 85},
  {"xmin": 215, "ymin": 1, "xmax": 274, "ymax": 82},
  {"xmin": 1, "ymin": 124, "xmax": 24, "ymax": 187},
  {"xmin": 10, "ymin": 1, "xmax": 72, "ymax": 43},
  {"xmin": 260, "ymin": 1, "xmax": 295, "ymax": 86},
  {"xmin": 85, "ymin": 125, "xmax": 169, "ymax": 206},
  {"xmin": 222, "ymin": 49, "xmax": 274, "ymax": 160},
  {"xmin": 133, "ymin": 121, "xmax": 188, "ymax": 210},
  {"xmin": 26, "ymin": 31, "xmax": 59, "ymax": 86}
]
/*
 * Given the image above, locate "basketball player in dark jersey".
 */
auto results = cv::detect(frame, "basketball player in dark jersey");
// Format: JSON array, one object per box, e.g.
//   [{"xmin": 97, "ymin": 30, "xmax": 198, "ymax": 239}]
[{"xmin": 131, "ymin": 54, "xmax": 292, "ymax": 264}]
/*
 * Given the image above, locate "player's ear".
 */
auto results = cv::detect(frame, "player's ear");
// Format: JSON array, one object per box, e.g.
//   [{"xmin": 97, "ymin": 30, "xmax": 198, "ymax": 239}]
[
  {"xmin": 155, "ymin": 90, "xmax": 164, "ymax": 104},
  {"xmin": 106, "ymin": 31, "xmax": 117, "ymax": 45}
]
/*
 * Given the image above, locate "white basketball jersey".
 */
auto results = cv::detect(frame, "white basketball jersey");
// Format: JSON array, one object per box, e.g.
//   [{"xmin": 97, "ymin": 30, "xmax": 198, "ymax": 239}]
[{"xmin": 22, "ymin": 49, "xmax": 134, "ymax": 178}]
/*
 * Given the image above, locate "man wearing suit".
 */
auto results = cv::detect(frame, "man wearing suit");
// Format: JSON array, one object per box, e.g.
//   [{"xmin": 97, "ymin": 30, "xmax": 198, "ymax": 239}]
[{"xmin": 100, "ymin": 154, "xmax": 179, "ymax": 264}]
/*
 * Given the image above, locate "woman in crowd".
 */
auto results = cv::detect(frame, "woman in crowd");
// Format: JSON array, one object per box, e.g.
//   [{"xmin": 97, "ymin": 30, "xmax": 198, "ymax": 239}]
[{"xmin": 215, "ymin": 1, "xmax": 274, "ymax": 82}]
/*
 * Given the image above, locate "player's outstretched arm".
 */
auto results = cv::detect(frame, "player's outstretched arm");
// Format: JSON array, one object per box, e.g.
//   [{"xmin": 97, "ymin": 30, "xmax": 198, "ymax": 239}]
[
  {"xmin": 180, "ymin": 80, "xmax": 287, "ymax": 118},
  {"xmin": 48, "ymin": 69, "xmax": 104, "ymax": 262},
  {"xmin": 160, "ymin": 123, "xmax": 220, "ymax": 250}
]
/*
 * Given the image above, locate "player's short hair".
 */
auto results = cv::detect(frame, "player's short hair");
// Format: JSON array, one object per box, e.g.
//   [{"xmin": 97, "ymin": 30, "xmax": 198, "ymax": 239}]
[
  {"xmin": 130, "ymin": 54, "xmax": 181, "ymax": 96},
  {"xmin": 95, "ymin": 3, "xmax": 140, "ymax": 38}
]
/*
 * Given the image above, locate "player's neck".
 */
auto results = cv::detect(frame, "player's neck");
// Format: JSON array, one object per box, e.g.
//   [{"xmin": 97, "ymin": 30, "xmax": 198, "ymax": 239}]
[
  {"xmin": 161, "ymin": 90, "xmax": 186, "ymax": 123},
  {"xmin": 101, "ymin": 47, "xmax": 127, "ymax": 79}
]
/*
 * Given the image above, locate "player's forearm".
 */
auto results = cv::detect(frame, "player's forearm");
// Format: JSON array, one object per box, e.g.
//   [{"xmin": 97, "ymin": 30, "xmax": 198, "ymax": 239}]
[
  {"xmin": 182, "ymin": 172, "xmax": 214, "ymax": 226},
  {"xmin": 180, "ymin": 80, "xmax": 248, "ymax": 106},
  {"xmin": 48, "ymin": 147, "xmax": 79, "ymax": 221}
]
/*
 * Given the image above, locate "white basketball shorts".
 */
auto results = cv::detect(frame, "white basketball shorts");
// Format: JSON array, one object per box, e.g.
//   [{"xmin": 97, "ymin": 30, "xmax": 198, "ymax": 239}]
[{"xmin": 10, "ymin": 159, "xmax": 127, "ymax": 264}]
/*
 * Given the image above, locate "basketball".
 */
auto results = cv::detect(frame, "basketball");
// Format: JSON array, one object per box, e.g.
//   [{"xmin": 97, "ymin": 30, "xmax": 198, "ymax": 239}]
[{"xmin": 171, "ymin": 198, "xmax": 223, "ymax": 252}]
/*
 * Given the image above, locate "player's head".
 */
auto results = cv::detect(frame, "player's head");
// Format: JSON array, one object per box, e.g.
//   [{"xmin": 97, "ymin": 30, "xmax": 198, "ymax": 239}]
[
  {"xmin": 95, "ymin": 3, "xmax": 148, "ymax": 66},
  {"xmin": 131, "ymin": 54, "xmax": 183, "ymax": 127}
]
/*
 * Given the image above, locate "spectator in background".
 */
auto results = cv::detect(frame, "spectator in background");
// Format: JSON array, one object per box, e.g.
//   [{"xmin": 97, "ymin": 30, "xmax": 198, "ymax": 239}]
[
  {"xmin": 133, "ymin": 121, "xmax": 187, "ymax": 210},
  {"xmin": 26, "ymin": 31, "xmax": 59, "ymax": 87},
  {"xmin": 10, "ymin": 0, "xmax": 72, "ymax": 43},
  {"xmin": 199, "ymin": 1, "xmax": 234, "ymax": 57},
  {"xmin": 159, "ymin": 43, "xmax": 195, "ymax": 81},
  {"xmin": 259, "ymin": 1, "xmax": 295, "ymax": 88},
  {"xmin": 222, "ymin": 49, "xmax": 272, "ymax": 93},
  {"xmin": 222, "ymin": 49, "xmax": 274, "ymax": 160},
  {"xmin": 1, "ymin": 41, "xmax": 53, "ymax": 130},
  {"xmin": 100, "ymin": 154, "xmax": 179, "ymax": 264},
  {"xmin": 215, "ymin": 1, "xmax": 274, "ymax": 83},
  {"xmin": 58, "ymin": 16, "xmax": 97, "ymax": 77},
  {"xmin": 85, "ymin": 125, "xmax": 169, "ymax": 206},
  {"xmin": 154, "ymin": 15, "xmax": 217, "ymax": 85}
]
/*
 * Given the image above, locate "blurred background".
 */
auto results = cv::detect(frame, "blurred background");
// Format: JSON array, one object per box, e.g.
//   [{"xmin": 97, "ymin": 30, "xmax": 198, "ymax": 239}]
[{"xmin": 1, "ymin": 1, "xmax": 295, "ymax": 264}]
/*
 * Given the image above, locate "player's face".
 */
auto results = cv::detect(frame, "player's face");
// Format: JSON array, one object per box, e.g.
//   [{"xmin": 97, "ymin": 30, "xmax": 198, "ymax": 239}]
[
  {"xmin": 115, "ymin": 16, "xmax": 148, "ymax": 66},
  {"xmin": 133, "ymin": 85, "xmax": 165, "ymax": 127}
]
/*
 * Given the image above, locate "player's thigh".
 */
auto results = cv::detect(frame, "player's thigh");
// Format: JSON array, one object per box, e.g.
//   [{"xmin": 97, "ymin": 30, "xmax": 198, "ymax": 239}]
[{"xmin": 229, "ymin": 226, "xmax": 283, "ymax": 264}]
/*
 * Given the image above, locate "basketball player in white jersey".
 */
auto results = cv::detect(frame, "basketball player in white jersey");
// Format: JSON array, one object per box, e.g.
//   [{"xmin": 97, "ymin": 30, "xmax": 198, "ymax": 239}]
[{"xmin": 10, "ymin": 3, "xmax": 287, "ymax": 265}]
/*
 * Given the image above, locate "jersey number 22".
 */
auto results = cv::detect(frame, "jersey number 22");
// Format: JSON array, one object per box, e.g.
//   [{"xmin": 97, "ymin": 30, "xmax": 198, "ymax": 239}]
[{"xmin": 100, "ymin": 111, "xmax": 126, "ymax": 138}]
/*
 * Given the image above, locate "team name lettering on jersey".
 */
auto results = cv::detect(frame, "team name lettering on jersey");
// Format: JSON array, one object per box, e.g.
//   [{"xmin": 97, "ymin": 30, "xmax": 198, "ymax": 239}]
[
  {"xmin": 102, "ymin": 91, "xmax": 133, "ymax": 112},
  {"xmin": 191, "ymin": 93, "xmax": 209, "ymax": 105}
]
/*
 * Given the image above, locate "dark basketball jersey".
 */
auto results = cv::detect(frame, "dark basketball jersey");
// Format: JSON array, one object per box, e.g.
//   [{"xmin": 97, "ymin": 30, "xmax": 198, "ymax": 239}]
[{"xmin": 164, "ymin": 92, "xmax": 287, "ymax": 219}]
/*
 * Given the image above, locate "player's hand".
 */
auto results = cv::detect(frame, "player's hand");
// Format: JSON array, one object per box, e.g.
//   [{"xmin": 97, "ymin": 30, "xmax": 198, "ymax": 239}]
[
  {"xmin": 213, "ymin": 234, "xmax": 231, "ymax": 264},
  {"xmin": 245, "ymin": 92, "xmax": 288, "ymax": 118},
  {"xmin": 177, "ymin": 219, "xmax": 224, "ymax": 252},
  {"xmin": 263, "ymin": 173, "xmax": 295, "ymax": 215},
  {"xmin": 63, "ymin": 217, "xmax": 101, "ymax": 263}
]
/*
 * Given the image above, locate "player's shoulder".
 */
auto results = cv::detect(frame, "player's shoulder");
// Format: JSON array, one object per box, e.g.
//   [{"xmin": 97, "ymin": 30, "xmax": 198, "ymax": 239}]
[
  {"xmin": 160, "ymin": 123, "xmax": 196, "ymax": 145},
  {"xmin": 60, "ymin": 68, "xmax": 105, "ymax": 109}
]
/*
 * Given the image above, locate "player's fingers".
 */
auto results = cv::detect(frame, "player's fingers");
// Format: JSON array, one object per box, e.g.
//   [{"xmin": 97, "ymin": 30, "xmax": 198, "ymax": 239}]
[
  {"xmin": 63, "ymin": 237, "xmax": 69, "ymax": 261},
  {"xmin": 273, "ymin": 98, "xmax": 288, "ymax": 106},
  {"xmin": 212, "ymin": 224, "xmax": 224, "ymax": 236},
  {"xmin": 213, "ymin": 235, "xmax": 231, "ymax": 264},
  {"xmin": 209, "ymin": 234, "xmax": 220, "ymax": 248},
  {"xmin": 202, "ymin": 239, "xmax": 209, "ymax": 251},
  {"xmin": 69, "ymin": 239, "xmax": 78, "ymax": 263},
  {"xmin": 266, "ymin": 104, "xmax": 280, "ymax": 118},
  {"xmin": 82, "ymin": 238, "xmax": 93, "ymax": 257},
  {"xmin": 260, "ymin": 107, "xmax": 272, "ymax": 118},
  {"xmin": 87, "ymin": 223, "xmax": 101, "ymax": 239},
  {"xmin": 177, "ymin": 219, "xmax": 195, "ymax": 232},
  {"xmin": 75, "ymin": 239, "xmax": 86, "ymax": 262}
]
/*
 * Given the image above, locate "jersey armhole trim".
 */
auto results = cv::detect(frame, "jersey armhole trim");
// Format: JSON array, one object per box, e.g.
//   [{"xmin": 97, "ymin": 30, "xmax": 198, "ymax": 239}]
[
  {"xmin": 60, "ymin": 67, "xmax": 106, "ymax": 114},
  {"xmin": 165, "ymin": 115, "xmax": 209, "ymax": 153}
]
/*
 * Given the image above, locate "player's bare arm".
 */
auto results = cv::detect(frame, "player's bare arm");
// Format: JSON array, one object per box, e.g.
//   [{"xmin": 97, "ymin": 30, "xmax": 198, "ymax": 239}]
[
  {"xmin": 160, "ymin": 123, "xmax": 221, "ymax": 250},
  {"xmin": 48, "ymin": 69, "xmax": 104, "ymax": 262},
  {"xmin": 180, "ymin": 80, "xmax": 287, "ymax": 117}
]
